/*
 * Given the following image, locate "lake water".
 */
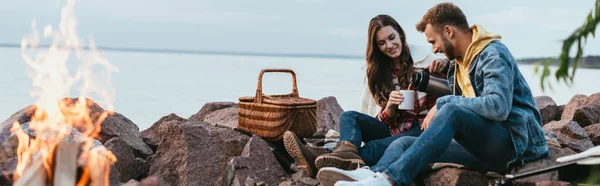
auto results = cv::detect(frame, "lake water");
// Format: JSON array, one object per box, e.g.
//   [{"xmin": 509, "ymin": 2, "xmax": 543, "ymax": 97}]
[{"xmin": 1, "ymin": 47, "xmax": 599, "ymax": 130}]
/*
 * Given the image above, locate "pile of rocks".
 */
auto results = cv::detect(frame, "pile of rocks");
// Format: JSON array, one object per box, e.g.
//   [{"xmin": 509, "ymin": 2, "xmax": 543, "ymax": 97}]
[{"xmin": 0, "ymin": 93, "xmax": 599, "ymax": 186}]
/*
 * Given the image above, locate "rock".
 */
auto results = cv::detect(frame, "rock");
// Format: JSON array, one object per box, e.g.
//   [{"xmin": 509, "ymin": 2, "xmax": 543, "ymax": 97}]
[
  {"xmin": 298, "ymin": 177, "xmax": 319, "ymax": 186},
  {"xmin": 421, "ymin": 167, "xmax": 489, "ymax": 186},
  {"xmin": 0, "ymin": 105, "xmax": 36, "ymax": 144},
  {"xmin": 4, "ymin": 98, "xmax": 153, "ymax": 159},
  {"xmin": 555, "ymin": 105, "xmax": 565, "ymax": 121},
  {"xmin": 543, "ymin": 120, "xmax": 594, "ymax": 152},
  {"xmin": 124, "ymin": 179, "xmax": 140, "ymax": 186},
  {"xmin": 584, "ymin": 92, "xmax": 600, "ymax": 105},
  {"xmin": 584, "ymin": 123, "xmax": 600, "ymax": 146},
  {"xmin": 573, "ymin": 103, "xmax": 600, "ymax": 127},
  {"xmin": 535, "ymin": 181, "xmax": 570, "ymax": 186},
  {"xmin": 148, "ymin": 121, "xmax": 249, "ymax": 186},
  {"xmin": 562, "ymin": 94, "xmax": 588, "ymax": 120},
  {"xmin": 188, "ymin": 102, "xmax": 237, "ymax": 122},
  {"xmin": 109, "ymin": 163, "xmax": 121, "ymax": 186},
  {"xmin": 315, "ymin": 97, "xmax": 344, "ymax": 136},
  {"xmin": 1, "ymin": 158, "xmax": 16, "ymax": 172},
  {"xmin": 535, "ymin": 96, "xmax": 557, "ymax": 125},
  {"xmin": 135, "ymin": 157, "xmax": 150, "ymax": 180},
  {"xmin": 203, "ymin": 106, "xmax": 238, "ymax": 129},
  {"xmin": 105, "ymin": 137, "xmax": 137, "ymax": 182},
  {"xmin": 278, "ymin": 181, "xmax": 294, "ymax": 186},
  {"xmin": 100, "ymin": 111, "xmax": 153, "ymax": 159},
  {"xmin": 123, "ymin": 176, "xmax": 167, "ymax": 186},
  {"xmin": 510, "ymin": 146, "xmax": 576, "ymax": 184},
  {"xmin": 291, "ymin": 171, "xmax": 309, "ymax": 182},
  {"xmin": 219, "ymin": 136, "xmax": 286, "ymax": 186},
  {"xmin": 140, "ymin": 113, "xmax": 187, "ymax": 151}
]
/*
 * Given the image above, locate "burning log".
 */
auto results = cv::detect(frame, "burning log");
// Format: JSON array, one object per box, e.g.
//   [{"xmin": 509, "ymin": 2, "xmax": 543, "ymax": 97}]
[{"xmin": 7, "ymin": 141, "xmax": 115, "ymax": 186}]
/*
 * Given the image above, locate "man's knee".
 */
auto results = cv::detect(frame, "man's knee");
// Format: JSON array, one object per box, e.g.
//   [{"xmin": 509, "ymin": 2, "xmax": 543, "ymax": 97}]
[{"xmin": 438, "ymin": 103, "xmax": 469, "ymax": 117}]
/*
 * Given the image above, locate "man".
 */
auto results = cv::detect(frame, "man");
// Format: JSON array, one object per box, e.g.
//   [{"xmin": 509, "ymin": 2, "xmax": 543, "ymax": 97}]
[{"xmin": 316, "ymin": 2, "xmax": 549, "ymax": 186}]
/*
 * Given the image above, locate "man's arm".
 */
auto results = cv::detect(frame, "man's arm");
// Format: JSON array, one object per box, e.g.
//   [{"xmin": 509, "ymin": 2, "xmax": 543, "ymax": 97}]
[{"xmin": 435, "ymin": 48, "xmax": 514, "ymax": 121}]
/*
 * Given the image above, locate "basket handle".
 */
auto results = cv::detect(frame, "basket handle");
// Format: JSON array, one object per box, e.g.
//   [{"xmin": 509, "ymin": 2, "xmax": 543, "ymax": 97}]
[{"xmin": 256, "ymin": 68, "xmax": 299, "ymax": 104}]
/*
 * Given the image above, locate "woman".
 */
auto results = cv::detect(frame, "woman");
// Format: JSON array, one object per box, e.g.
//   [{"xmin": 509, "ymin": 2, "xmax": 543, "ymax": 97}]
[
  {"xmin": 283, "ymin": 14, "xmax": 448, "ymax": 178},
  {"xmin": 312, "ymin": 14, "xmax": 448, "ymax": 172}
]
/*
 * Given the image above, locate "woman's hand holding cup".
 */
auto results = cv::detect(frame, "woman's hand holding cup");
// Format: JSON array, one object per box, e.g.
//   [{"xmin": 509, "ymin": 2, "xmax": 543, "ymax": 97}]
[{"xmin": 386, "ymin": 91, "xmax": 404, "ymax": 110}]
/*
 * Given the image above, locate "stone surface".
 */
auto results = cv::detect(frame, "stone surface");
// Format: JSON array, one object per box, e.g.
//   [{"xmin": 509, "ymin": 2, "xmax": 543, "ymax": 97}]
[
  {"xmin": 543, "ymin": 120, "xmax": 594, "ymax": 152},
  {"xmin": 584, "ymin": 123, "xmax": 600, "ymax": 146},
  {"xmin": 510, "ymin": 146, "xmax": 577, "ymax": 184},
  {"xmin": 219, "ymin": 136, "xmax": 286, "ymax": 186},
  {"xmin": 105, "ymin": 137, "xmax": 137, "ymax": 182},
  {"xmin": 0, "ymin": 105, "xmax": 36, "ymax": 144},
  {"xmin": 140, "ymin": 113, "xmax": 186, "ymax": 151},
  {"xmin": 99, "ymin": 111, "xmax": 153, "ymax": 159},
  {"xmin": 188, "ymin": 102, "xmax": 237, "ymax": 122},
  {"xmin": 562, "ymin": 94, "xmax": 589, "ymax": 120},
  {"xmin": 573, "ymin": 103, "xmax": 600, "ymax": 127},
  {"xmin": 421, "ymin": 167, "xmax": 489, "ymax": 186},
  {"xmin": 148, "ymin": 121, "xmax": 249, "ymax": 186},
  {"xmin": 315, "ymin": 97, "xmax": 344, "ymax": 136},
  {"xmin": 535, "ymin": 96, "xmax": 557, "ymax": 125}
]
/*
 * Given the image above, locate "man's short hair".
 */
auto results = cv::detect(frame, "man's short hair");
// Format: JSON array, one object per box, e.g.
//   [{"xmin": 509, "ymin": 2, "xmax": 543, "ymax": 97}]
[{"xmin": 416, "ymin": 2, "xmax": 470, "ymax": 33}]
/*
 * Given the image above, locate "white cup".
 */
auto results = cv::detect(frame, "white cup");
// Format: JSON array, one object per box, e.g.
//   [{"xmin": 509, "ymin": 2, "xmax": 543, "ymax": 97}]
[{"xmin": 398, "ymin": 90, "xmax": 415, "ymax": 110}]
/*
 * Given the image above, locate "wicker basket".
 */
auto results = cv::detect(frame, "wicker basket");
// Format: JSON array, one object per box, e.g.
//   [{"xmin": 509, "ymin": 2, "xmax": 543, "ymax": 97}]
[{"xmin": 238, "ymin": 69, "xmax": 317, "ymax": 142}]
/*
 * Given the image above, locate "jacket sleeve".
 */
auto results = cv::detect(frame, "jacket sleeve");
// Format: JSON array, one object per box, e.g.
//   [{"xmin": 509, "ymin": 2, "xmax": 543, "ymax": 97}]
[{"xmin": 435, "ymin": 48, "xmax": 514, "ymax": 121}]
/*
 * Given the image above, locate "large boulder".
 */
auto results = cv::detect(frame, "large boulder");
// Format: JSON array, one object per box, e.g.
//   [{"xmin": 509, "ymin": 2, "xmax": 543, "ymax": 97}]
[
  {"xmin": 561, "ymin": 94, "xmax": 589, "ymax": 120},
  {"xmin": 148, "ymin": 120, "xmax": 250, "ymax": 186},
  {"xmin": 509, "ymin": 146, "xmax": 577, "ymax": 184},
  {"xmin": 535, "ymin": 96, "xmax": 557, "ymax": 125},
  {"xmin": 584, "ymin": 123, "xmax": 600, "ymax": 146},
  {"xmin": 140, "ymin": 113, "xmax": 187, "ymax": 151},
  {"xmin": 543, "ymin": 120, "xmax": 594, "ymax": 152},
  {"xmin": 99, "ymin": 112, "xmax": 153, "ymax": 159},
  {"xmin": 562, "ymin": 93, "xmax": 600, "ymax": 123},
  {"xmin": 573, "ymin": 103, "xmax": 600, "ymax": 127},
  {"xmin": 0, "ymin": 105, "xmax": 36, "ymax": 144},
  {"xmin": 218, "ymin": 136, "xmax": 286, "ymax": 186},
  {"xmin": 420, "ymin": 167, "xmax": 489, "ymax": 186},
  {"xmin": 315, "ymin": 97, "xmax": 344, "ymax": 136},
  {"xmin": 188, "ymin": 102, "xmax": 236, "ymax": 122},
  {"xmin": 105, "ymin": 137, "xmax": 137, "ymax": 182}
]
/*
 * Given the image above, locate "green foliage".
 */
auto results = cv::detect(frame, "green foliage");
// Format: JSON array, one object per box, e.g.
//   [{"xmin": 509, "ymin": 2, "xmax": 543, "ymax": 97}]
[{"xmin": 537, "ymin": 0, "xmax": 600, "ymax": 91}]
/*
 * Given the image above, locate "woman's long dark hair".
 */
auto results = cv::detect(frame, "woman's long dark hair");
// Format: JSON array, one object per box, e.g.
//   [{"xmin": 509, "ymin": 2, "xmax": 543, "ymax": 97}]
[{"xmin": 366, "ymin": 14, "xmax": 414, "ymax": 107}]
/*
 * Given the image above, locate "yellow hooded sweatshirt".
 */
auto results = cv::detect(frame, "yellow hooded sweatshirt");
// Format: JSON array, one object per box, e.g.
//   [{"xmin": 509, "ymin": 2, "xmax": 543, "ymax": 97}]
[{"xmin": 454, "ymin": 24, "xmax": 502, "ymax": 97}]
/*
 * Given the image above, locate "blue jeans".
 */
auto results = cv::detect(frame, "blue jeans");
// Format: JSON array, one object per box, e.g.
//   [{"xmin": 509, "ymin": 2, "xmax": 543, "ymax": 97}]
[
  {"xmin": 371, "ymin": 103, "xmax": 515, "ymax": 185},
  {"xmin": 339, "ymin": 111, "xmax": 422, "ymax": 166}
]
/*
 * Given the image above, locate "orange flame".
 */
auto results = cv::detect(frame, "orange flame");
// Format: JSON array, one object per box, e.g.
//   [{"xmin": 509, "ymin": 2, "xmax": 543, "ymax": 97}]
[{"xmin": 13, "ymin": 0, "xmax": 118, "ymax": 185}]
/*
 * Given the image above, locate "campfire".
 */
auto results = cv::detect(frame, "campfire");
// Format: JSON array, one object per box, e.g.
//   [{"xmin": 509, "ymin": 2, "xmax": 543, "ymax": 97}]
[{"xmin": 10, "ymin": 0, "xmax": 119, "ymax": 185}]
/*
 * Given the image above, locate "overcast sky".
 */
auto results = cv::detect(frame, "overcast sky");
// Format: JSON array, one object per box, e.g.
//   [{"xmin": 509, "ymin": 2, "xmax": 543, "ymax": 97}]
[{"xmin": 1, "ymin": 0, "xmax": 599, "ymax": 59}]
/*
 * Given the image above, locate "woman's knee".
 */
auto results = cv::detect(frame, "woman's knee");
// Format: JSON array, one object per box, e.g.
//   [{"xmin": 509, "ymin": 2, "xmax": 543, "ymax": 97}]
[
  {"xmin": 388, "ymin": 136, "xmax": 418, "ymax": 152},
  {"xmin": 340, "ymin": 111, "xmax": 362, "ymax": 124}
]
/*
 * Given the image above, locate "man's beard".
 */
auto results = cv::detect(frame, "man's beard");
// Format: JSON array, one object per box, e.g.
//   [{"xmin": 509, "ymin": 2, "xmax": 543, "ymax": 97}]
[{"xmin": 443, "ymin": 36, "xmax": 456, "ymax": 60}]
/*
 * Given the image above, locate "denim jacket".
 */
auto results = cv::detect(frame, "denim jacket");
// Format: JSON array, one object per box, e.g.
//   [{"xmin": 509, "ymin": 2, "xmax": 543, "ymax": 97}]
[{"xmin": 436, "ymin": 40, "xmax": 550, "ymax": 168}]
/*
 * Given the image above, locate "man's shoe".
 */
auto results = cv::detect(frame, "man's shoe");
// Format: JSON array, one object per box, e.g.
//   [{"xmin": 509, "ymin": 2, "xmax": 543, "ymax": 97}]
[
  {"xmin": 316, "ymin": 167, "xmax": 375, "ymax": 186},
  {"xmin": 334, "ymin": 172, "xmax": 393, "ymax": 186},
  {"xmin": 283, "ymin": 131, "xmax": 327, "ymax": 177},
  {"xmin": 315, "ymin": 141, "xmax": 365, "ymax": 170}
]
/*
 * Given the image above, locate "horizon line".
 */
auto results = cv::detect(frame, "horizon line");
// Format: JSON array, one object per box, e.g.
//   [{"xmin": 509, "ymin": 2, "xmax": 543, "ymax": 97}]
[
  {"xmin": 1, "ymin": 43, "xmax": 593, "ymax": 60},
  {"xmin": 0, "ymin": 43, "xmax": 364, "ymax": 60}
]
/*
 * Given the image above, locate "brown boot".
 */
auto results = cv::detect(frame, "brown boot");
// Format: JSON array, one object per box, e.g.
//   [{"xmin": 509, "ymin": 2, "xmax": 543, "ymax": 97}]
[
  {"xmin": 314, "ymin": 141, "xmax": 365, "ymax": 170},
  {"xmin": 283, "ymin": 131, "xmax": 327, "ymax": 177}
]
